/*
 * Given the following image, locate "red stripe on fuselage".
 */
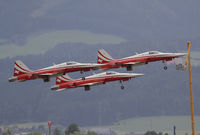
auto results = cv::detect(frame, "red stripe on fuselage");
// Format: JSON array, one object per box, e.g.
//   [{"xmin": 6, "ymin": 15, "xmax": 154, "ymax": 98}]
[
  {"xmin": 59, "ymin": 75, "xmax": 130, "ymax": 85},
  {"xmin": 32, "ymin": 65, "xmax": 92, "ymax": 75},
  {"xmin": 99, "ymin": 54, "xmax": 175, "ymax": 70},
  {"xmin": 59, "ymin": 75, "xmax": 131, "ymax": 89}
]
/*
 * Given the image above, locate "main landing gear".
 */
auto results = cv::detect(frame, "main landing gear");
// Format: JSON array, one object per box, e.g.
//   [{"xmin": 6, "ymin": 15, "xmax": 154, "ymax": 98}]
[
  {"xmin": 84, "ymin": 85, "xmax": 90, "ymax": 91},
  {"xmin": 80, "ymin": 70, "xmax": 86, "ymax": 80},
  {"xmin": 162, "ymin": 60, "xmax": 168, "ymax": 70},
  {"xmin": 43, "ymin": 76, "xmax": 50, "ymax": 82},
  {"xmin": 126, "ymin": 65, "xmax": 133, "ymax": 71}
]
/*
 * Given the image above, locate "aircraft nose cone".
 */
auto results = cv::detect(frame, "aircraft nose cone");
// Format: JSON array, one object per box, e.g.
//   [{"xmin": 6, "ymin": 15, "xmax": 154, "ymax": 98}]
[
  {"xmin": 135, "ymin": 73, "xmax": 144, "ymax": 77},
  {"xmin": 130, "ymin": 73, "xmax": 144, "ymax": 77},
  {"xmin": 176, "ymin": 53, "xmax": 187, "ymax": 57},
  {"xmin": 8, "ymin": 76, "xmax": 17, "ymax": 82},
  {"xmin": 183, "ymin": 53, "xmax": 188, "ymax": 56}
]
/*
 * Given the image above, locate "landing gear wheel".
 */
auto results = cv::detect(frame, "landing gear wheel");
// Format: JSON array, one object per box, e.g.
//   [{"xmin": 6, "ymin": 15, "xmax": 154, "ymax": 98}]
[
  {"xmin": 121, "ymin": 86, "xmax": 124, "ymax": 90},
  {"xmin": 126, "ymin": 65, "xmax": 133, "ymax": 71},
  {"xmin": 164, "ymin": 66, "xmax": 167, "ymax": 70},
  {"xmin": 84, "ymin": 85, "xmax": 90, "ymax": 91},
  {"xmin": 43, "ymin": 77, "xmax": 50, "ymax": 82}
]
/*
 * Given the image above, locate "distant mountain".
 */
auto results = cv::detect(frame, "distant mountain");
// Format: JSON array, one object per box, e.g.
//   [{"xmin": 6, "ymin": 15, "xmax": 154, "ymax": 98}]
[
  {"xmin": 0, "ymin": 0, "xmax": 200, "ymax": 40},
  {"xmin": 1, "ymin": 40, "xmax": 200, "ymax": 126}
]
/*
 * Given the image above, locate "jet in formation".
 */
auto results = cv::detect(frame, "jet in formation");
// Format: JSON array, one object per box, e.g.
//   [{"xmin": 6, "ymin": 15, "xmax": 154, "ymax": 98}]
[
  {"xmin": 97, "ymin": 49, "xmax": 187, "ymax": 71},
  {"xmin": 51, "ymin": 71, "xmax": 144, "ymax": 91},
  {"xmin": 8, "ymin": 49, "xmax": 187, "ymax": 91},
  {"xmin": 8, "ymin": 60, "xmax": 103, "ymax": 82}
]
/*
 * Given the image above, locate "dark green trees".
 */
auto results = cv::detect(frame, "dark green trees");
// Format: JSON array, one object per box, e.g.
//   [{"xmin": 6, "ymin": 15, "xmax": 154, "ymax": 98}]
[{"xmin": 65, "ymin": 123, "xmax": 80, "ymax": 135}]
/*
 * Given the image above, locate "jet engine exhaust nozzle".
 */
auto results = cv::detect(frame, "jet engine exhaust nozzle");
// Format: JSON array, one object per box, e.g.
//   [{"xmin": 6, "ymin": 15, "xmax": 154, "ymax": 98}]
[
  {"xmin": 51, "ymin": 85, "xmax": 59, "ymax": 90},
  {"xmin": 8, "ymin": 76, "xmax": 17, "ymax": 82}
]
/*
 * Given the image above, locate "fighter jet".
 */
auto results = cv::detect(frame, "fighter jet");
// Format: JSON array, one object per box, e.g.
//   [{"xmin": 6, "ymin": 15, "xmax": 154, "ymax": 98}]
[
  {"xmin": 51, "ymin": 71, "xmax": 144, "ymax": 91},
  {"xmin": 97, "ymin": 49, "xmax": 187, "ymax": 71},
  {"xmin": 8, "ymin": 60, "xmax": 104, "ymax": 82}
]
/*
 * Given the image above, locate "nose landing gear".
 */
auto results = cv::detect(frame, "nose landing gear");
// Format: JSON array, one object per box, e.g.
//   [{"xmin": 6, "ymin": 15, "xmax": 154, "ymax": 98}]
[{"xmin": 120, "ymin": 80, "xmax": 125, "ymax": 90}]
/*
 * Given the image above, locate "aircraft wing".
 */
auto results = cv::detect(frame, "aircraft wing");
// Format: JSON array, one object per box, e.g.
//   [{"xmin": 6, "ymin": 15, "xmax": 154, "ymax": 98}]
[
  {"xmin": 53, "ymin": 82, "xmax": 104, "ymax": 91},
  {"xmin": 54, "ymin": 88, "xmax": 66, "ymax": 92},
  {"xmin": 120, "ymin": 62, "xmax": 147, "ymax": 66},
  {"xmin": 79, "ymin": 81, "xmax": 104, "ymax": 87},
  {"xmin": 90, "ymin": 64, "xmax": 105, "ymax": 70}
]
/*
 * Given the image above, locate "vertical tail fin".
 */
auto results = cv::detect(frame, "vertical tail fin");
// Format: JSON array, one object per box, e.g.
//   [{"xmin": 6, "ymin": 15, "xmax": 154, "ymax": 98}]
[
  {"xmin": 97, "ymin": 49, "xmax": 114, "ymax": 64},
  {"xmin": 56, "ymin": 74, "xmax": 73, "ymax": 85},
  {"xmin": 14, "ymin": 60, "xmax": 31, "ymax": 76}
]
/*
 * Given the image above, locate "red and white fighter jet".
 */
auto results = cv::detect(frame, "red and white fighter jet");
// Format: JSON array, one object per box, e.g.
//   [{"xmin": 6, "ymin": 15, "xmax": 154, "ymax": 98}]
[
  {"xmin": 97, "ymin": 49, "xmax": 187, "ymax": 71},
  {"xmin": 8, "ymin": 60, "xmax": 104, "ymax": 82},
  {"xmin": 51, "ymin": 71, "xmax": 144, "ymax": 91}
]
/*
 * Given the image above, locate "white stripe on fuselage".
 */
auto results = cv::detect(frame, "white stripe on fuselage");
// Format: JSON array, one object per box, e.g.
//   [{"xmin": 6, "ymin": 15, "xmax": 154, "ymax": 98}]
[
  {"xmin": 85, "ymin": 72, "xmax": 132, "ymax": 79},
  {"xmin": 84, "ymin": 75, "xmax": 132, "ymax": 80},
  {"xmin": 119, "ymin": 53, "xmax": 175, "ymax": 62},
  {"xmin": 125, "ymin": 52, "xmax": 178, "ymax": 59},
  {"xmin": 32, "ymin": 63, "xmax": 98, "ymax": 73}
]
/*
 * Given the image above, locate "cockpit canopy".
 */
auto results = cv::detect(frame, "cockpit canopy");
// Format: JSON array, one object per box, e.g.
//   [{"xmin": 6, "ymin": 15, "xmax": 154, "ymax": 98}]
[
  {"xmin": 134, "ymin": 51, "xmax": 161, "ymax": 57},
  {"xmin": 148, "ymin": 51, "xmax": 160, "ymax": 54},
  {"xmin": 106, "ymin": 71, "xmax": 117, "ymax": 75},
  {"xmin": 66, "ymin": 61, "xmax": 78, "ymax": 65}
]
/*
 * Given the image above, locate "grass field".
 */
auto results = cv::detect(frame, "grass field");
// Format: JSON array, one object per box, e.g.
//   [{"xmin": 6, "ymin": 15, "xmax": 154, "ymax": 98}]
[
  {"xmin": 7, "ymin": 116, "xmax": 200, "ymax": 135},
  {"xmin": 84, "ymin": 116, "xmax": 200, "ymax": 135},
  {"xmin": 107, "ymin": 116, "xmax": 200, "ymax": 135},
  {"xmin": 8, "ymin": 122, "xmax": 48, "ymax": 129},
  {"xmin": 191, "ymin": 51, "xmax": 200, "ymax": 66}
]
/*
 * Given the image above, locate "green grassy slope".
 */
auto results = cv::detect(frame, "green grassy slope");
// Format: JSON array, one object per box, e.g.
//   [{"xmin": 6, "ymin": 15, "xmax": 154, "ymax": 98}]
[
  {"xmin": 7, "ymin": 116, "xmax": 200, "ymax": 135},
  {"xmin": 84, "ymin": 116, "xmax": 200, "ymax": 135},
  {"xmin": 108, "ymin": 116, "xmax": 200, "ymax": 135}
]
